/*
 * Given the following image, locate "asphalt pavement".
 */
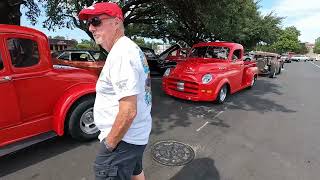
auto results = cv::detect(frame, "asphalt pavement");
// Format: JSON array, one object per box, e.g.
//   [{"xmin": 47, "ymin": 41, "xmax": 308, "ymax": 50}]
[{"xmin": 1, "ymin": 61, "xmax": 320, "ymax": 180}]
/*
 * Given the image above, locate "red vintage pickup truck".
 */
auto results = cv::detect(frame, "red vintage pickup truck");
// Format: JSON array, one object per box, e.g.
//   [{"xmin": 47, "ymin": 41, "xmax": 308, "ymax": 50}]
[
  {"xmin": 0, "ymin": 25, "xmax": 99, "ymax": 156},
  {"xmin": 162, "ymin": 42, "xmax": 258, "ymax": 103}
]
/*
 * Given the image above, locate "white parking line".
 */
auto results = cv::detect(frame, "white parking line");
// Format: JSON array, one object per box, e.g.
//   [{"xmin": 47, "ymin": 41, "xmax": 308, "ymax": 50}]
[
  {"xmin": 196, "ymin": 121, "xmax": 209, "ymax": 132},
  {"xmin": 310, "ymin": 62, "xmax": 320, "ymax": 69},
  {"xmin": 196, "ymin": 110, "xmax": 224, "ymax": 132}
]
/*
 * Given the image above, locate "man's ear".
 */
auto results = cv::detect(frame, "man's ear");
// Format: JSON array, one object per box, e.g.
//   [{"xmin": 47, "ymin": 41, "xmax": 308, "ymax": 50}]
[{"xmin": 114, "ymin": 17, "xmax": 121, "ymax": 25}]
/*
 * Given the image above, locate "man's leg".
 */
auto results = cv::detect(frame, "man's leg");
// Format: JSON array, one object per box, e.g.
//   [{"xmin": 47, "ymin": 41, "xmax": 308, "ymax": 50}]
[
  {"xmin": 131, "ymin": 144, "xmax": 146, "ymax": 180},
  {"xmin": 131, "ymin": 170, "xmax": 145, "ymax": 180}
]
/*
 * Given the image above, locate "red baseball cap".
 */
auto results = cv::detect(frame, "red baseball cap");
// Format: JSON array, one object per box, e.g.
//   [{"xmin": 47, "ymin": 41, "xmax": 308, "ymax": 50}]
[{"xmin": 78, "ymin": 2, "xmax": 123, "ymax": 21}]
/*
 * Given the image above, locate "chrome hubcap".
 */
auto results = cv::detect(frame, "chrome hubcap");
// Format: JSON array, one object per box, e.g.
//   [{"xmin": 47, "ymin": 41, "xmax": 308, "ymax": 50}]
[
  {"xmin": 219, "ymin": 87, "xmax": 227, "ymax": 102},
  {"xmin": 80, "ymin": 107, "xmax": 99, "ymax": 135}
]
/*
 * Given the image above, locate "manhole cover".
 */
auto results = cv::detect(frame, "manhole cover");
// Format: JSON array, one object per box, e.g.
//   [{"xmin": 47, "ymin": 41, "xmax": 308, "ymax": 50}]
[{"xmin": 151, "ymin": 140, "xmax": 195, "ymax": 166}]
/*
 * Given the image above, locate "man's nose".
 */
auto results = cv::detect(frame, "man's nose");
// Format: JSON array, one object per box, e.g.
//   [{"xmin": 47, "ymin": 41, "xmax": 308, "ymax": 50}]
[{"xmin": 88, "ymin": 24, "xmax": 96, "ymax": 32}]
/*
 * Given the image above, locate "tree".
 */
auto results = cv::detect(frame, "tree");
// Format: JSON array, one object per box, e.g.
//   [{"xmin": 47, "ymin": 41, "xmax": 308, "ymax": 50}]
[
  {"xmin": 76, "ymin": 39, "xmax": 99, "ymax": 50},
  {"xmin": 24, "ymin": 0, "xmax": 282, "ymax": 48},
  {"xmin": 296, "ymin": 43, "xmax": 309, "ymax": 54},
  {"xmin": 270, "ymin": 26, "xmax": 301, "ymax": 54},
  {"xmin": 0, "ymin": 0, "xmax": 40, "ymax": 25},
  {"xmin": 53, "ymin": 36, "xmax": 66, "ymax": 40},
  {"xmin": 314, "ymin": 41, "xmax": 320, "ymax": 54}
]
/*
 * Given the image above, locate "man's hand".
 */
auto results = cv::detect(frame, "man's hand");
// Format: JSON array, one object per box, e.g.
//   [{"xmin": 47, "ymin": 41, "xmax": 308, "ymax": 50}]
[{"xmin": 106, "ymin": 95, "xmax": 137, "ymax": 149}]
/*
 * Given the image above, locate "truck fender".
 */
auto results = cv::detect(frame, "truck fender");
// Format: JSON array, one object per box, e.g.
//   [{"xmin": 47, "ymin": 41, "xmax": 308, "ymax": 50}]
[
  {"xmin": 52, "ymin": 83, "xmax": 96, "ymax": 136},
  {"xmin": 214, "ymin": 78, "xmax": 231, "ymax": 96},
  {"xmin": 245, "ymin": 67, "xmax": 258, "ymax": 81}
]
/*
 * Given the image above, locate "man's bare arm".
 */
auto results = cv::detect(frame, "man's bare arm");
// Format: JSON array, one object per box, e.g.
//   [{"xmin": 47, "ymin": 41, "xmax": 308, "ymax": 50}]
[{"xmin": 106, "ymin": 95, "xmax": 137, "ymax": 148}]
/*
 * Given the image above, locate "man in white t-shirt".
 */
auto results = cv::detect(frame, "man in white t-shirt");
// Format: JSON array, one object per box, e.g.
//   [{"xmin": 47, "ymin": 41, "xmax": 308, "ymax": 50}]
[{"xmin": 79, "ymin": 2, "xmax": 152, "ymax": 180}]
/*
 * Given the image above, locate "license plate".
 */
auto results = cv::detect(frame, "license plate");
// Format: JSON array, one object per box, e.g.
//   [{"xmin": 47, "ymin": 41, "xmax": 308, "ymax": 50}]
[{"xmin": 177, "ymin": 82, "xmax": 184, "ymax": 91}]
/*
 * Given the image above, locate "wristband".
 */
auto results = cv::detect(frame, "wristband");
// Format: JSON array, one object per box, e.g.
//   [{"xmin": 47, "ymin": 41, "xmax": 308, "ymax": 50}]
[{"xmin": 103, "ymin": 139, "xmax": 115, "ymax": 152}]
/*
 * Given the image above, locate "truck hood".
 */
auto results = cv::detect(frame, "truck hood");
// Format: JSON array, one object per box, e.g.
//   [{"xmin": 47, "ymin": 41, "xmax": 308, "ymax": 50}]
[{"xmin": 172, "ymin": 58, "xmax": 227, "ymax": 74}]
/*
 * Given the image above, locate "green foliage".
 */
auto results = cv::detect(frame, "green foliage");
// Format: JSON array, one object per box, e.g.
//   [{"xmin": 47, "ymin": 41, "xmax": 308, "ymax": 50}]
[
  {"xmin": 23, "ymin": 0, "xmax": 41, "ymax": 25},
  {"xmin": 76, "ymin": 39, "xmax": 99, "ymax": 50},
  {"xmin": 296, "ymin": 43, "xmax": 309, "ymax": 54},
  {"xmin": 52, "ymin": 36, "xmax": 65, "ymax": 40},
  {"xmin": 132, "ymin": 37, "xmax": 161, "ymax": 49},
  {"xmin": 314, "ymin": 41, "xmax": 320, "ymax": 54},
  {"xmin": 23, "ymin": 0, "xmax": 282, "ymax": 49},
  {"xmin": 268, "ymin": 26, "xmax": 301, "ymax": 54}
]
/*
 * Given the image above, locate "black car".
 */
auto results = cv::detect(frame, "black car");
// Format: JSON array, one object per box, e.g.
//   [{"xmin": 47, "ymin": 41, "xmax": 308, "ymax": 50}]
[{"xmin": 140, "ymin": 47, "xmax": 166, "ymax": 75}]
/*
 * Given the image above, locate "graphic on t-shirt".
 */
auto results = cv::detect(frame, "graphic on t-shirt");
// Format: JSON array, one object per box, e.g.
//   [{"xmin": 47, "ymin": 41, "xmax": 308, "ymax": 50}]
[
  {"xmin": 115, "ymin": 79, "xmax": 128, "ymax": 91},
  {"xmin": 145, "ymin": 74, "xmax": 152, "ymax": 106},
  {"xmin": 138, "ymin": 48, "xmax": 152, "ymax": 106},
  {"xmin": 139, "ymin": 50, "xmax": 150, "ymax": 74}
]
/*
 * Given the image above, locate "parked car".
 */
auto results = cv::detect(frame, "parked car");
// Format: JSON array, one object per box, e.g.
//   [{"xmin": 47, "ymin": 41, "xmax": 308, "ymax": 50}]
[
  {"xmin": 281, "ymin": 55, "xmax": 291, "ymax": 63},
  {"xmin": 52, "ymin": 49, "xmax": 107, "ymax": 76},
  {"xmin": 243, "ymin": 51, "xmax": 282, "ymax": 78},
  {"xmin": 156, "ymin": 44, "xmax": 191, "ymax": 69},
  {"xmin": 0, "ymin": 25, "xmax": 99, "ymax": 156},
  {"xmin": 140, "ymin": 47, "xmax": 166, "ymax": 74},
  {"xmin": 290, "ymin": 54, "xmax": 309, "ymax": 62},
  {"xmin": 243, "ymin": 51, "xmax": 255, "ymax": 61},
  {"xmin": 164, "ymin": 47, "xmax": 190, "ymax": 63},
  {"xmin": 162, "ymin": 42, "xmax": 258, "ymax": 103}
]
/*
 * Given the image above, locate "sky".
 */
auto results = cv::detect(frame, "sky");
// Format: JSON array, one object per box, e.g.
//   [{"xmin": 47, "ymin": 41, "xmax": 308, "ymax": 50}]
[{"xmin": 21, "ymin": 0, "xmax": 320, "ymax": 43}]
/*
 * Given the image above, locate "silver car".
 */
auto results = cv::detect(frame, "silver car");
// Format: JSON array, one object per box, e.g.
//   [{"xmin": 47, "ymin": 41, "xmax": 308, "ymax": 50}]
[{"xmin": 290, "ymin": 55, "xmax": 309, "ymax": 62}]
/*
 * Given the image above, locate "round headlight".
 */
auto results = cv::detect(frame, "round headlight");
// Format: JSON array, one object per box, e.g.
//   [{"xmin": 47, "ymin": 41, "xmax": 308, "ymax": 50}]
[
  {"xmin": 202, "ymin": 74, "xmax": 213, "ymax": 84},
  {"xmin": 163, "ymin": 68, "xmax": 171, "ymax": 77}
]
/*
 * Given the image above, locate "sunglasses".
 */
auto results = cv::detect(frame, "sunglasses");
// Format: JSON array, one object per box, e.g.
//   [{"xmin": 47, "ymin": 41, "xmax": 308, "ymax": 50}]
[{"xmin": 87, "ymin": 16, "xmax": 113, "ymax": 27}]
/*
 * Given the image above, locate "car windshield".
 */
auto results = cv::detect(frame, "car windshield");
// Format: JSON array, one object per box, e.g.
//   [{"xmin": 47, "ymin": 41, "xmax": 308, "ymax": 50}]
[
  {"xmin": 142, "ymin": 49, "xmax": 157, "ymax": 59},
  {"xmin": 91, "ymin": 51, "xmax": 107, "ymax": 61},
  {"xmin": 189, "ymin": 46, "xmax": 230, "ymax": 60}
]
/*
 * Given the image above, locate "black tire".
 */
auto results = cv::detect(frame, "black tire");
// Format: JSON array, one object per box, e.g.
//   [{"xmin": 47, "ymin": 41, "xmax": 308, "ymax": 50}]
[
  {"xmin": 269, "ymin": 69, "xmax": 276, "ymax": 78},
  {"xmin": 269, "ymin": 67, "xmax": 277, "ymax": 78},
  {"xmin": 277, "ymin": 66, "xmax": 282, "ymax": 74},
  {"xmin": 248, "ymin": 76, "xmax": 257, "ymax": 89},
  {"xmin": 68, "ymin": 97, "xmax": 99, "ymax": 141},
  {"xmin": 215, "ymin": 84, "xmax": 228, "ymax": 104}
]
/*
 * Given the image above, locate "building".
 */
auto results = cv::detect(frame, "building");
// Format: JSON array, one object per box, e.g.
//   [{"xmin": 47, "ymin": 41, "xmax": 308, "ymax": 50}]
[{"xmin": 49, "ymin": 39, "xmax": 77, "ymax": 52}]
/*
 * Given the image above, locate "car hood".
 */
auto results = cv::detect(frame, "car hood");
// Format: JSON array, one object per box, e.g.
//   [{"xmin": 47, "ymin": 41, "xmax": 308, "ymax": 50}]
[{"xmin": 171, "ymin": 58, "xmax": 227, "ymax": 74}]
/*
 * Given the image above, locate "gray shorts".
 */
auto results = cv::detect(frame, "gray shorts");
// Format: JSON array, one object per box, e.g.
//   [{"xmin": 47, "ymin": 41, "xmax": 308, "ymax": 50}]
[{"xmin": 94, "ymin": 140, "xmax": 146, "ymax": 180}]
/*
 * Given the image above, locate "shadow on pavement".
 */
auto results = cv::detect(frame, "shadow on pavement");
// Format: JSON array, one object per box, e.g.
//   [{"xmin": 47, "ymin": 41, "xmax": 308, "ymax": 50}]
[
  {"xmin": 0, "ymin": 136, "xmax": 96, "ymax": 177},
  {"xmin": 151, "ymin": 77, "xmax": 296, "ymax": 135},
  {"xmin": 227, "ymin": 78, "xmax": 296, "ymax": 114},
  {"xmin": 170, "ymin": 158, "xmax": 220, "ymax": 180}
]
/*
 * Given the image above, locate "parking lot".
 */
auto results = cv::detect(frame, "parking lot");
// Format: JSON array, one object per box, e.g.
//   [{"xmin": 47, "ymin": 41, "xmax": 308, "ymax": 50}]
[{"xmin": 1, "ymin": 61, "xmax": 320, "ymax": 180}]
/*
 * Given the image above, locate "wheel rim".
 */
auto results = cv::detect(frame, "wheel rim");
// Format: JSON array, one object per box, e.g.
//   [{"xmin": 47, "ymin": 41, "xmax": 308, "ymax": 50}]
[
  {"xmin": 219, "ymin": 86, "xmax": 227, "ymax": 102},
  {"xmin": 251, "ymin": 77, "xmax": 256, "ymax": 86},
  {"xmin": 79, "ymin": 107, "xmax": 99, "ymax": 135}
]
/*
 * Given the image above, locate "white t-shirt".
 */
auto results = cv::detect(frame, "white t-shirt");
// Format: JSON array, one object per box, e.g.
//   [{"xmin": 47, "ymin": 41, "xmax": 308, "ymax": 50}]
[{"xmin": 94, "ymin": 36, "xmax": 152, "ymax": 145}]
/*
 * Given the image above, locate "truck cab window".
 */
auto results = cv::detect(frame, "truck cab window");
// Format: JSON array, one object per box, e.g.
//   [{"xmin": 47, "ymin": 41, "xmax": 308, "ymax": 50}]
[
  {"xmin": 232, "ymin": 49, "xmax": 241, "ymax": 60},
  {"xmin": 0, "ymin": 52, "xmax": 3, "ymax": 70},
  {"xmin": 58, "ymin": 52, "xmax": 70, "ymax": 60},
  {"xmin": 7, "ymin": 38, "xmax": 40, "ymax": 68}
]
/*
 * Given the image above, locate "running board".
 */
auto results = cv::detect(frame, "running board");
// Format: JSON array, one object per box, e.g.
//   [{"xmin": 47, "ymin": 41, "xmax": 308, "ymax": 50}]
[{"xmin": 0, "ymin": 131, "xmax": 57, "ymax": 157}]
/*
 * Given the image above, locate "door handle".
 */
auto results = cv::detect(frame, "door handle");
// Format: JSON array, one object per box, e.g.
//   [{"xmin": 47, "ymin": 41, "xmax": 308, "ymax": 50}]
[{"xmin": 0, "ymin": 76, "xmax": 12, "ymax": 83}]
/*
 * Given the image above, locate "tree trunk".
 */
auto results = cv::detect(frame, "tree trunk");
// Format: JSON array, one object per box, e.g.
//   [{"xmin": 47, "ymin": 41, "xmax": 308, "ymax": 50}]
[{"xmin": 0, "ymin": 0, "xmax": 23, "ymax": 25}]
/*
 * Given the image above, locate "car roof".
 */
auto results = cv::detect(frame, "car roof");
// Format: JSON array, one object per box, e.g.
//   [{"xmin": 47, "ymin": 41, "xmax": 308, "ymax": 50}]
[
  {"xmin": 193, "ymin": 42, "xmax": 243, "ymax": 49},
  {"xmin": 0, "ymin": 25, "xmax": 47, "ymax": 39},
  {"xmin": 61, "ymin": 49, "xmax": 100, "ymax": 52}
]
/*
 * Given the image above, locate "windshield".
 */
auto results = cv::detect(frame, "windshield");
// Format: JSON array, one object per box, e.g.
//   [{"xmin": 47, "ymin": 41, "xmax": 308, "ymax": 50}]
[
  {"xmin": 91, "ymin": 51, "xmax": 107, "ymax": 61},
  {"xmin": 189, "ymin": 46, "xmax": 230, "ymax": 60},
  {"xmin": 142, "ymin": 49, "xmax": 157, "ymax": 58}
]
